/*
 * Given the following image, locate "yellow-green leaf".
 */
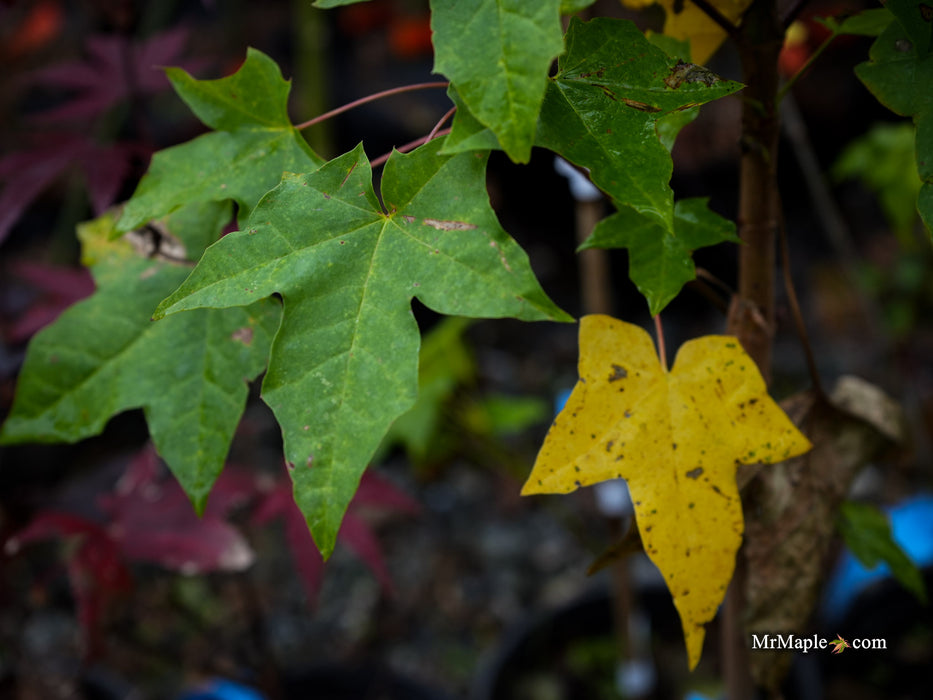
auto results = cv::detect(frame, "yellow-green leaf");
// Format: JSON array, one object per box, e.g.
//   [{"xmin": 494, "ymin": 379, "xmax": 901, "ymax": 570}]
[{"xmin": 522, "ymin": 315, "xmax": 811, "ymax": 669}]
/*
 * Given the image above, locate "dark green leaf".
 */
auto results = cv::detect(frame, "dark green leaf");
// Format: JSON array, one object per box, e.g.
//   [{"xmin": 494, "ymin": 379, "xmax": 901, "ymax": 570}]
[
  {"xmin": 886, "ymin": 0, "xmax": 933, "ymax": 56},
  {"xmin": 817, "ymin": 7, "xmax": 895, "ymax": 37},
  {"xmin": 560, "ymin": 0, "xmax": 597, "ymax": 13},
  {"xmin": 0, "ymin": 205, "xmax": 279, "ymax": 512},
  {"xmin": 856, "ymin": 18, "xmax": 933, "ymax": 237},
  {"xmin": 154, "ymin": 139, "xmax": 571, "ymax": 556},
  {"xmin": 314, "ymin": 0, "xmax": 371, "ymax": 7},
  {"xmin": 538, "ymin": 18, "xmax": 742, "ymax": 218},
  {"xmin": 118, "ymin": 49, "xmax": 323, "ymax": 233},
  {"xmin": 431, "ymin": 0, "xmax": 564, "ymax": 163},
  {"xmin": 581, "ymin": 198, "xmax": 738, "ymax": 315},
  {"xmin": 836, "ymin": 501, "xmax": 928, "ymax": 605}
]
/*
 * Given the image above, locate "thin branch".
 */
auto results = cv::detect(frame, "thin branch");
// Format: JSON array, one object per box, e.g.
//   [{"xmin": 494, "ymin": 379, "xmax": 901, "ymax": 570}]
[
  {"xmin": 777, "ymin": 197, "xmax": 825, "ymax": 396},
  {"xmin": 688, "ymin": 0, "xmax": 741, "ymax": 40},
  {"xmin": 654, "ymin": 314, "xmax": 668, "ymax": 372},
  {"xmin": 294, "ymin": 81, "xmax": 449, "ymax": 131},
  {"xmin": 370, "ymin": 128, "xmax": 452, "ymax": 169}
]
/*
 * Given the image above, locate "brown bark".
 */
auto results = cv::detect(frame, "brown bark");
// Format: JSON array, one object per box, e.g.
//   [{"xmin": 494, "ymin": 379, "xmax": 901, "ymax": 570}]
[{"xmin": 723, "ymin": 1, "xmax": 786, "ymax": 697}]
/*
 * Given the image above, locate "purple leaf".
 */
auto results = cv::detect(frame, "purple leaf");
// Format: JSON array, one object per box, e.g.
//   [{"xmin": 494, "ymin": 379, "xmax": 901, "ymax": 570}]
[
  {"xmin": 0, "ymin": 135, "xmax": 145, "ymax": 245},
  {"xmin": 6, "ymin": 261, "xmax": 94, "ymax": 342},
  {"xmin": 5, "ymin": 511, "xmax": 132, "ymax": 660},
  {"xmin": 99, "ymin": 446, "xmax": 255, "ymax": 574},
  {"xmin": 252, "ymin": 469, "xmax": 417, "ymax": 605},
  {"xmin": 28, "ymin": 27, "xmax": 192, "ymax": 123}
]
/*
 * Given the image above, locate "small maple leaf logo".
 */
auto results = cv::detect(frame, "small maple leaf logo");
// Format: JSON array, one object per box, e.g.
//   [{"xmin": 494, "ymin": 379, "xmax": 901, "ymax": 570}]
[{"xmin": 830, "ymin": 634, "xmax": 850, "ymax": 654}]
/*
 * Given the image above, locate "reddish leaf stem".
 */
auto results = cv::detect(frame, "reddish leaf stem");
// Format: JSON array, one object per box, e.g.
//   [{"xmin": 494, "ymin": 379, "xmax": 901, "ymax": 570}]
[
  {"xmin": 654, "ymin": 314, "xmax": 668, "ymax": 372},
  {"xmin": 294, "ymin": 81, "xmax": 449, "ymax": 131},
  {"xmin": 370, "ymin": 128, "xmax": 452, "ymax": 169},
  {"xmin": 428, "ymin": 106, "xmax": 457, "ymax": 142}
]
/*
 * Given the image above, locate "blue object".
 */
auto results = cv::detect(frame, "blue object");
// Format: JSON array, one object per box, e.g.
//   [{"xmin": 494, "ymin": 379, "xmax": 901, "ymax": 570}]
[
  {"xmin": 179, "ymin": 679, "xmax": 266, "ymax": 700},
  {"xmin": 822, "ymin": 494, "xmax": 933, "ymax": 623}
]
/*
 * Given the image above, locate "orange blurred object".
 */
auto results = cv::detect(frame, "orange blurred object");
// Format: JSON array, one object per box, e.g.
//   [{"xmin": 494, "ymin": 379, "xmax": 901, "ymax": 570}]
[
  {"xmin": 389, "ymin": 15, "xmax": 433, "ymax": 59},
  {"xmin": 6, "ymin": 0, "xmax": 63, "ymax": 59}
]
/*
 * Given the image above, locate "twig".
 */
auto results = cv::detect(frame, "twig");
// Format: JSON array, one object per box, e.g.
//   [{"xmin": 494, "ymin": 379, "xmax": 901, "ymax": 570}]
[
  {"xmin": 370, "ymin": 127, "xmax": 453, "ymax": 168},
  {"xmin": 654, "ymin": 314, "xmax": 668, "ymax": 372},
  {"xmin": 777, "ymin": 198, "xmax": 825, "ymax": 396},
  {"xmin": 294, "ymin": 81, "xmax": 449, "ymax": 131}
]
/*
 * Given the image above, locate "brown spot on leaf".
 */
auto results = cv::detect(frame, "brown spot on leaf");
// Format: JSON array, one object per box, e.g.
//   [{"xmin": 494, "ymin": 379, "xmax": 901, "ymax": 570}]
[
  {"xmin": 231, "ymin": 327, "xmax": 254, "ymax": 345},
  {"xmin": 686, "ymin": 467, "xmax": 704, "ymax": 480},
  {"xmin": 622, "ymin": 98, "xmax": 661, "ymax": 112},
  {"xmin": 608, "ymin": 363, "xmax": 627, "ymax": 382},
  {"xmin": 423, "ymin": 218, "xmax": 477, "ymax": 231}
]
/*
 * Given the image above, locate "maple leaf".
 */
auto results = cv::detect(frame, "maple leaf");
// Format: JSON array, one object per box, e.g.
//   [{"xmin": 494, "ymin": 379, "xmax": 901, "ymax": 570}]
[
  {"xmin": 855, "ymin": 12, "xmax": 933, "ymax": 236},
  {"xmin": 117, "ymin": 48, "xmax": 323, "ymax": 232},
  {"xmin": 28, "ymin": 27, "xmax": 191, "ymax": 123},
  {"xmin": 5, "ymin": 261, "xmax": 94, "ymax": 343},
  {"xmin": 521, "ymin": 315, "xmax": 812, "ymax": 669},
  {"xmin": 4, "ymin": 511, "xmax": 132, "ymax": 659},
  {"xmin": 0, "ymin": 204, "xmax": 280, "ymax": 513},
  {"xmin": 444, "ymin": 18, "xmax": 743, "ymax": 314},
  {"xmin": 4, "ymin": 445, "xmax": 256, "ymax": 657},
  {"xmin": 431, "ymin": 0, "xmax": 564, "ymax": 163},
  {"xmin": 830, "ymin": 634, "xmax": 850, "ymax": 654},
  {"xmin": 153, "ymin": 138, "xmax": 571, "ymax": 557},
  {"xmin": 253, "ymin": 469, "xmax": 419, "ymax": 604},
  {"xmin": 0, "ymin": 135, "xmax": 145, "ymax": 246}
]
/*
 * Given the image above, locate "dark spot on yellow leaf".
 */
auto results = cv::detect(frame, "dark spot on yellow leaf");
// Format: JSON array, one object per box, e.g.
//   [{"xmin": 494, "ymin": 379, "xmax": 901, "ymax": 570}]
[
  {"xmin": 686, "ymin": 467, "xmax": 703, "ymax": 479},
  {"xmin": 624, "ymin": 410, "xmax": 632, "ymax": 418},
  {"xmin": 672, "ymin": 442, "xmax": 678, "ymax": 450},
  {"xmin": 608, "ymin": 363, "xmax": 627, "ymax": 382},
  {"xmin": 606, "ymin": 440, "xmax": 614, "ymax": 451},
  {"xmin": 688, "ymin": 503, "xmax": 695, "ymax": 509}
]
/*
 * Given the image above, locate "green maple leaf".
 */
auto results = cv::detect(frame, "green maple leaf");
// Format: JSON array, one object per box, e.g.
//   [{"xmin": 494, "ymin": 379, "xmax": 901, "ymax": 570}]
[
  {"xmin": 154, "ymin": 138, "xmax": 571, "ymax": 556},
  {"xmin": 445, "ymin": 18, "xmax": 742, "ymax": 314},
  {"xmin": 431, "ymin": 0, "xmax": 564, "ymax": 164},
  {"xmin": 830, "ymin": 635, "xmax": 850, "ymax": 654},
  {"xmin": 856, "ymin": 12, "xmax": 933, "ymax": 236},
  {"xmin": 117, "ymin": 48, "xmax": 323, "ymax": 233},
  {"xmin": 0, "ymin": 204, "xmax": 279, "ymax": 512},
  {"xmin": 581, "ymin": 199, "xmax": 738, "ymax": 315}
]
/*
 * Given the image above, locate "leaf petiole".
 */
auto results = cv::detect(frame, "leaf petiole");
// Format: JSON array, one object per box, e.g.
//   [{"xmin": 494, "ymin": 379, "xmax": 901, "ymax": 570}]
[
  {"xmin": 294, "ymin": 81, "xmax": 450, "ymax": 131},
  {"xmin": 370, "ymin": 127, "xmax": 452, "ymax": 168},
  {"xmin": 654, "ymin": 314, "xmax": 668, "ymax": 372}
]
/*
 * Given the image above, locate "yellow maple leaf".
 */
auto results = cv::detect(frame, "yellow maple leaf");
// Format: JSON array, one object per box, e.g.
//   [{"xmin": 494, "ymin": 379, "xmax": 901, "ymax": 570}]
[
  {"xmin": 621, "ymin": 0, "xmax": 754, "ymax": 65},
  {"xmin": 522, "ymin": 315, "xmax": 811, "ymax": 669}
]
